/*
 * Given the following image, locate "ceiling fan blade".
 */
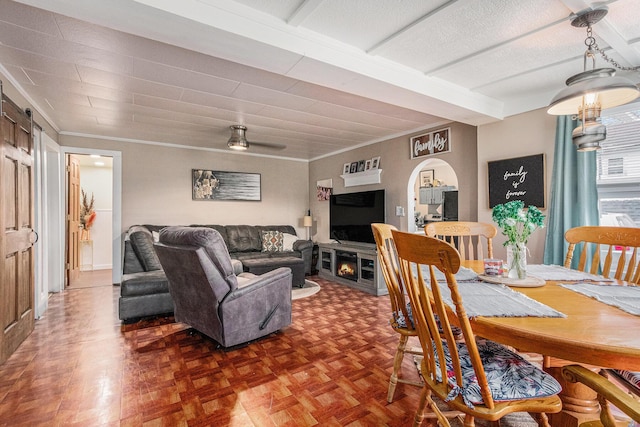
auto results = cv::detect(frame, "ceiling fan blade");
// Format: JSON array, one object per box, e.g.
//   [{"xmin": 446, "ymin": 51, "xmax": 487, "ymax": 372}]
[{"xmin": 249, "ymin": 141, "xmax": 287, "ymax": 150}]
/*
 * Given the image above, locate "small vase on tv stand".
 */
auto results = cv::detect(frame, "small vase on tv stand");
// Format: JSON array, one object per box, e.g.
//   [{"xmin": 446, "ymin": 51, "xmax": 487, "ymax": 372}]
[{"xmin": 506, "ymin": 243, "xmax": 527, "ymax": 279}]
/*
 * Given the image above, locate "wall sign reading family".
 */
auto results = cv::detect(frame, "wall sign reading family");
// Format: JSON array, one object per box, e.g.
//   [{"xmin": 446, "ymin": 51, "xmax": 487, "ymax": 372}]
[
  {"xmin": 488, "ymin": 154, "xmax": 545, "ymax": 208},
  {"xmin": 192, "ymin": 169, "xmax": 261, "ymax": 201},
  {"xmin": 410, "ymin": 127, "xmax": 451, "ymax": 159}
]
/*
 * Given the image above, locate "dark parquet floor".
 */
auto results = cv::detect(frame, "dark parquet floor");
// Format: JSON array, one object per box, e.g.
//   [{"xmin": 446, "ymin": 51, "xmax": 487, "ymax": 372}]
[{"xmin": 0, "ymin": 277, "xmax": 430, "ymax": 426}]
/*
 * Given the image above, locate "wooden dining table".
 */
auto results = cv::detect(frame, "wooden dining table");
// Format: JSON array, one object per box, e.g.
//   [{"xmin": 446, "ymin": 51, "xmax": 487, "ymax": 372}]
[{"xmin": 461, "ymin": 260, "xmax": 640, "ymax": 427}]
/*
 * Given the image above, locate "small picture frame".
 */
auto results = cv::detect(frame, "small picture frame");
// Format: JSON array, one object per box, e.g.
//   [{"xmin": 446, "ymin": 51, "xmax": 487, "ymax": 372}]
[
  {"xmin": 343, "ymin": 163, "xmax": 351, "ymax": 174},
  {"xmin": 371, "ymin": 156, "xmax": 381, "ymax": 169},
  {"xmin": 365, "ymin": 159, "xmax": 372, "ymax": 170},
  {"xmin": 357, "ymin": 160, "xmax": 365, "ymax": 172},
  {"xmin": 350, "ymin": 162, "xmax": 358, "ymax": 173},
  {"xmin": 420, "ymin": 169, "xmax": 435, "ymax": 187}
]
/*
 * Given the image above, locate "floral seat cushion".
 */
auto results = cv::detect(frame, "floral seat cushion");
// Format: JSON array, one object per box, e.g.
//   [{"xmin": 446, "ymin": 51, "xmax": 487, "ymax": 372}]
[
  {"xmin": 614, "ymin": 370, "xmax": 640, "ymax": 393},
  {"xmin": 393, "ymin": 303, "xmax": 462, "ymax": 337},
  {"xmin": 427, "ymin": 338, "xmax": 561, "ymax": 408}
]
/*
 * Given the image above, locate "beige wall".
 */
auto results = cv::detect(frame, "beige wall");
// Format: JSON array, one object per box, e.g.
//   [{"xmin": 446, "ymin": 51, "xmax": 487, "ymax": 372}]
[
  {"xmin": 477, "ymin": 107, "xmax": 557, "ymax": 263},
  {"xmin": 60, "ymin": 135, "xmax": 310, "ymax": 237},
  {"xmin": 309, "ymin": 122, "xmax": 478, "ymax": 243}
]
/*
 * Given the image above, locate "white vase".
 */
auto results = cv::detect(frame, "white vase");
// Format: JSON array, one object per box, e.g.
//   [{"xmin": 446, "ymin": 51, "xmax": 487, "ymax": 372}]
[{"xmin": 506, "ymin": 243, "xmax": 527, "ymax": 279}]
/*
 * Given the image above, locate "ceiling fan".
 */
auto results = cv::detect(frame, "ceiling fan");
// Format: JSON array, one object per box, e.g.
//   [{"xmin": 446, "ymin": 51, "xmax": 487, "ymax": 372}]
[{"xmin": 227, "ymin": 125, "xmax": 286, "ymax": 151}]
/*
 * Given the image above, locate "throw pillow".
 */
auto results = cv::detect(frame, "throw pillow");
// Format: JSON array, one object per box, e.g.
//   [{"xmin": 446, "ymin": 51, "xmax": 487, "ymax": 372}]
[
  {"xmin": 282, "ymin": 233, "xmax": 298, "ymax": 251},
  {"xmin": 261, "ymin": 230, "xmax": 283, "ymax": 252}
]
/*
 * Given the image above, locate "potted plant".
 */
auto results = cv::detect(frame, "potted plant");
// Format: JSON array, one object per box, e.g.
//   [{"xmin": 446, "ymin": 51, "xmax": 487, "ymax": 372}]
[{"xmin": 491, "ymin": 200, "xmax": 545, "ymax": 279}]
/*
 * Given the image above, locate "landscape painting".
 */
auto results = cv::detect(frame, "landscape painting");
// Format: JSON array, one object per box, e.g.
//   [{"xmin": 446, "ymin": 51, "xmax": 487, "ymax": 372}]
[{"xmin": 192, "ymin": 169, "xmax": 261, "ymax": 201}]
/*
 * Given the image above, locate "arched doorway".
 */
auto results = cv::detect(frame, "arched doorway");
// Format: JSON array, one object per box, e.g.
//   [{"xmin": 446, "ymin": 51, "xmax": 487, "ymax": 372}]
[{"xmin": 406, "ymin": 159, "xmax": 459, "ymax": 232}]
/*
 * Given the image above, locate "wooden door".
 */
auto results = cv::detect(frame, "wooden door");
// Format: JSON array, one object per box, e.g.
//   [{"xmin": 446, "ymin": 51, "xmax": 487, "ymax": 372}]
[
  {"xmin": 0, "ymin": 93, "xmax": 35, "ymax": 364},
  {"xmin": 66, "ymin": 154, "xmax": 80, "ymax": 286}
]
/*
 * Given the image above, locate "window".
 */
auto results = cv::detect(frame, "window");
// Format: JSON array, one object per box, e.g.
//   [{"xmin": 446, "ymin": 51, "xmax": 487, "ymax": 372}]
[
  {"xmin": 597, "ymin": 100, "xmax": 640, "ymax": 227},
  {"xmin": 606, "ymin": 157, "xmax": 623, "ymax": 175}
]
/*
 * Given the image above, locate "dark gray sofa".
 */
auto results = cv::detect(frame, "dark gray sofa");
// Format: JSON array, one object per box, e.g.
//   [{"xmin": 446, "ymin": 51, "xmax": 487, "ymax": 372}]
[{"xmin": 118, "ymin": 224, "xmax": 312, "ymax": 321}]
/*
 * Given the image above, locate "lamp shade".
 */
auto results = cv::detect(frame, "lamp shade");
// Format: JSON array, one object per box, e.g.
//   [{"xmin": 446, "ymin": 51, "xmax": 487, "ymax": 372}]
[
  {"xmin": 303, "ymin": 215, "xmax": 313, "ymax": 227},
  {"xmin": 548, "ymin": 68, "xmax": 640, "ymax": 115}
]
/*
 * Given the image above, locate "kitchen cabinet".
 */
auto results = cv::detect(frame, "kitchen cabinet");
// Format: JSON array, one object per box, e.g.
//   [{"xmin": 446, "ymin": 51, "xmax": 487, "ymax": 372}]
[{"xmin": 419, "ymin": 185, "xmax": 455, "ymax": 204}]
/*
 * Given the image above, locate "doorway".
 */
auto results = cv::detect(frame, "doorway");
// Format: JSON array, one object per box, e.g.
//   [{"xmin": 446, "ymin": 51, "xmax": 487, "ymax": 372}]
[
  {"xmin": 66, "ymin": 153, "xmax": 114, "ymax": 288},
  {"xmin": 407, "ymin": 158, "xmax": 459, "ymax": 233},
  {"xmin": 61, "ymin": 147, "xmax": 122, "ymax": 288}
]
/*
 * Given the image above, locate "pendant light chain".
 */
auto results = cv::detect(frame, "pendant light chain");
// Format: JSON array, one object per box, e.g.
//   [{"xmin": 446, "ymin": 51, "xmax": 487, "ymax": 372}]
[{"xmin": 586, "ymin": 25, "xmax": 640, "ymax": 72}]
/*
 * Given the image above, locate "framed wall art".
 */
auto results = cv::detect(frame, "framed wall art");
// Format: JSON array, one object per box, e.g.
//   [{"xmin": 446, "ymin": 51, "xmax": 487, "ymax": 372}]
[
  {"xmin": 488, "ymin": 154, "xmax": 545, "ymax": 208},
  {"xmin": 192, "ymin": 169, "xmax": 261, "ymax": 201},
  {"xmin": 419, "ymin": 169, "xmax": 434, "ymax": 187}
]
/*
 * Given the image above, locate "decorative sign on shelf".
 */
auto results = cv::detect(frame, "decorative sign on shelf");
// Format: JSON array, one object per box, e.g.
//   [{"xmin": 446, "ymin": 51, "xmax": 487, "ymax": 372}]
[
  {"xmin": 488, "ymin": 154, "xmax": 545, "ymax": 208},
  {"xmin": 410, "ymin": 127, "xmax": 451, "ymax": 159}
]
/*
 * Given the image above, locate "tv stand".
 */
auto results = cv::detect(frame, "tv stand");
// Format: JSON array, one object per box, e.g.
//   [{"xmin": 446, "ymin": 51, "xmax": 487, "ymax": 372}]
[{"xmin": 317, "ymin": 242, "xmax": 387, "ymax": 296}]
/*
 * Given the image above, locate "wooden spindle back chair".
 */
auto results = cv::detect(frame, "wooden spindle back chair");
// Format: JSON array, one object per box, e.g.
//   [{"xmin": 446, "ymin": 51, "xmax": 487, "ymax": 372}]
[
  {"xmin": 562, "ymin": 365, "xmax": 640, "ymax": 427},
  {"xmin": 424, "ymin": 221, "xmax": 497, "ymax": 261},
  {"xmin": 371, "ymin": 223, "xmax": 422, "ymax": 402},
  {"xmin": 391, "ymin": 230, "xmax": 562, "ymax": 426},
  {"xmin": 564, "ymin": 226, "xmax": 640, "ymax": 284}
]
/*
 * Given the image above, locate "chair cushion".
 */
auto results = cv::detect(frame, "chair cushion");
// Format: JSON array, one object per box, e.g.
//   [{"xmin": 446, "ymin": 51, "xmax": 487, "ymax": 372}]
[
  {"xmin": 393, "ymin": 303, "xmax": 461, "ymax": 338},
  {"xmin": 614, "ymin": 370, "xmax": 640, "ymax": 393},
  {"xmin": 429, "ymin": 338, "xmax": 561, "ymax": 408}
]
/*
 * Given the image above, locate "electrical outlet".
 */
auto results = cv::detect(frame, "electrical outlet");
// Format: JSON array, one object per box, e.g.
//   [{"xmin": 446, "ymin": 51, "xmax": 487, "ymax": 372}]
[{"xmin": 395, "ymin": 206, "xmax": 405, "ymax": 216}]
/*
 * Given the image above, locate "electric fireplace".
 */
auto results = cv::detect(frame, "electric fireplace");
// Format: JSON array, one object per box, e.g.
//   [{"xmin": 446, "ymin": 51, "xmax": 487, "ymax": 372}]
[{"xmin": 335, "ymin": 250, "xmax": 358, "ymax": 282}]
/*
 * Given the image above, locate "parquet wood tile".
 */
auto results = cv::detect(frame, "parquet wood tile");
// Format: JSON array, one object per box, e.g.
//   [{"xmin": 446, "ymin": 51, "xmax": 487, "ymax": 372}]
[{"xmin": 0, "ymin": 278, "xmax": 429, "ymax": 426}]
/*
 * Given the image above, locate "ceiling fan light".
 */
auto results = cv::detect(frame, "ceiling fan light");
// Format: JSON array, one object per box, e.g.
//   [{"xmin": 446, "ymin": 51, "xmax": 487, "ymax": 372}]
[
  {"xmin": 548, "ymin": 68, "xmax": 640, "ymax": 115},
  {"xmin": 227, "ymin": 125, "xmax": 249, "ymax": 150}
]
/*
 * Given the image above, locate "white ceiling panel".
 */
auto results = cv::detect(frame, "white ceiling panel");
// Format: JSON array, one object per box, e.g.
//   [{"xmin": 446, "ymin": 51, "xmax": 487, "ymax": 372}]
[
  {"xmin": 1, "ymin": 0, "xmax": 638, "ymax": 160},
  {"xmin": 299, "ymin": 0, "xmax": 445, "ymax": 50}
]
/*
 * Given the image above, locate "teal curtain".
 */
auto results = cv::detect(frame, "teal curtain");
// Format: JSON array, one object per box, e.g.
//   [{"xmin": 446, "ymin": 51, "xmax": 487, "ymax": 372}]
[{"xmin": 543, "ymin": 116, "xmax": 599, "ymax": 266}]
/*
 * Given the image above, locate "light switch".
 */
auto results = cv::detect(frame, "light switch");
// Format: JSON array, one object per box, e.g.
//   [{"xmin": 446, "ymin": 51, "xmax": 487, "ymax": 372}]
[{"xmin": 395, "ymin": 206, "xmax": 405, "ymax": 216}]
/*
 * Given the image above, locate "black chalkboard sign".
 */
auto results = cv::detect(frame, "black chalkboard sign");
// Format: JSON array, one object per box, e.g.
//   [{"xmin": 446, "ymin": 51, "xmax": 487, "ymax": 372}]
[{"xmin": 488, "ymin": 154, "xmax": 545, "ymax": 208}]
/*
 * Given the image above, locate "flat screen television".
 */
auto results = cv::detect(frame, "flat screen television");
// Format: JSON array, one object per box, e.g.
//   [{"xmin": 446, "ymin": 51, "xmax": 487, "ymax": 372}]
[{"xmin": 330, "ymin": 189, "xmax": 385, "ymax": 244}]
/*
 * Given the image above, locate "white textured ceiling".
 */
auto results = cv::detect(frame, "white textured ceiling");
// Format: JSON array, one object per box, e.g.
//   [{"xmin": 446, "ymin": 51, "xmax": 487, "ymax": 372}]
[{"xmin": 1, "ymin": 0, "xmax": 639, "ymax": 160}]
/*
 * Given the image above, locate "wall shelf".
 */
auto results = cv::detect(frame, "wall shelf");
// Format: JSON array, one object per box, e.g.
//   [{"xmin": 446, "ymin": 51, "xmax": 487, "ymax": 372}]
[{"xmin": 340, "ymin": 169, "xmax": 382, "ymax": 187}]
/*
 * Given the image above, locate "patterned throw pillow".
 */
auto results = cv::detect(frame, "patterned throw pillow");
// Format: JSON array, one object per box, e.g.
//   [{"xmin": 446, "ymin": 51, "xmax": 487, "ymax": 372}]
[{"xmin": 261, "ymin": 230, "xmax": 283, "ymax": 252}]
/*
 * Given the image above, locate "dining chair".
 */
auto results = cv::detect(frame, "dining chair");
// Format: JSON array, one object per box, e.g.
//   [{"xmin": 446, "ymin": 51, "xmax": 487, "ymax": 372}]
[
  {"xmin": 562, "ymin": 365, "xmax": 640, "ymax": 427},
  {"xmin": 391, "ymin": 230, "xmax": 562, "ymax": 427},
  {"xmin": 564, "ymin": 226, "xmax": 640, "ymax": 284},
  {"xmin": 371, "ymin": 223, "xmax": 423, "ymax": 403},
  {"xmin": 424, "ymin": 221, "xmax": 497, "ymax": 261}
]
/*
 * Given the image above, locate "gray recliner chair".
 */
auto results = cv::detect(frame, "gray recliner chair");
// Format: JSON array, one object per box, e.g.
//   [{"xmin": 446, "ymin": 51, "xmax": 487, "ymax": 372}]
[{"xmin": 154, "ymin": 226, "xmax": 292, "ymax": 348}]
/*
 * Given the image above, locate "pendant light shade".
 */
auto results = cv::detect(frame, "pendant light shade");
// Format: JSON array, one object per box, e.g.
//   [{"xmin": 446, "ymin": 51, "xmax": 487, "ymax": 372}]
[{"xmin": 547, "ymin": 68, "xmax": 640, "ymax": 115}]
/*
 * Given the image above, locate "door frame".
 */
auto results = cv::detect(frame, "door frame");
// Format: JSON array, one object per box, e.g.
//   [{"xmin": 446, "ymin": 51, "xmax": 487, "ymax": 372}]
[{"xmin": 60, "ymin": 146, "xmax": 122, "ymax": 285}]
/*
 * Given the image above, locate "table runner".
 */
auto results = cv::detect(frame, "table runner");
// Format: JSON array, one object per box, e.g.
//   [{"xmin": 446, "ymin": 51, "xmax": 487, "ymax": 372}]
[
  {"xmin": 412, "ymin": 265, "xmax": 564, "ymax": 317},
  {"xmin": 527, "ymin": 264, "xmax": 614, "ymax": 282},
  {"xmin": 559, "ymin": 283, "xmax": 640, "ymax": 316}
]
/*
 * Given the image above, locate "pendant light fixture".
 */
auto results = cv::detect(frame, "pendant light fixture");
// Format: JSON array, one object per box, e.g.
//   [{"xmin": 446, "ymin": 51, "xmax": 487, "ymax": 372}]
[{"xmin": 547, "ymin": 7, "xmax": 640, "ymax": 151}]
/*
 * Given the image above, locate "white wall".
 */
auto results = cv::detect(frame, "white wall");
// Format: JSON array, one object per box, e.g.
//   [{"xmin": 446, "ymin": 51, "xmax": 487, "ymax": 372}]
[
  {"xmin": 477, "ymin": 108, "xmax": 557, "ymax": 263},
  {"xmin": 79, "ymin": 164, "xmax": 113, "ymax": 269}
]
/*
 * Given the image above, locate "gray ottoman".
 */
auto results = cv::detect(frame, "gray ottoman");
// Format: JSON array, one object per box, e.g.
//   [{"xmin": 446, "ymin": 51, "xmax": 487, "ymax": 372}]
[{"xmin": 242, "ymin": 257, "xmax": 305, "ymax": 288}]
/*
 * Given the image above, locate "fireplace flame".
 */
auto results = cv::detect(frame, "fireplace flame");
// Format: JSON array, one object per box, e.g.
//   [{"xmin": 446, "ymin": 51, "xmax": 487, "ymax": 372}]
[{"xmin": 338, "ymin": 263, "xmax": 355, "ymax": 276}]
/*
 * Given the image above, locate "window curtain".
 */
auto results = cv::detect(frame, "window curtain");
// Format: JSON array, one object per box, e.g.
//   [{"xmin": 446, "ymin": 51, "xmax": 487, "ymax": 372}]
[{"xmin": 543, "ymin": 116, "xmax": 599, "ymax": 266}]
